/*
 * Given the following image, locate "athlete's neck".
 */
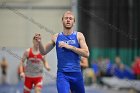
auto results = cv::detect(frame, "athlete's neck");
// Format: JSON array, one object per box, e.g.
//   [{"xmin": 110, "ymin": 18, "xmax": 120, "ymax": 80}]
[
  {"xmin": 32, "ymin": 46, "xmax": 39, "ymax": 52},
  {"xmin": 63, "ymin": 28, "xmax": 73, "ymax": 35}
]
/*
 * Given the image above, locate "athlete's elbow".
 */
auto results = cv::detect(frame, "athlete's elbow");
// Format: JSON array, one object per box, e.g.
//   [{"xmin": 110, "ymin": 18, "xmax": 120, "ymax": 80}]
[
  {"xmin": 40, "ymin": 51, "xmax": 46, "ymax": 55},
  {"xmin": 84, "ymin": 52, "xmax": 90, "ymax": 58},
  {"xmin": 87, "ymin": 52, "xmax": 90, "ymax": 58}
]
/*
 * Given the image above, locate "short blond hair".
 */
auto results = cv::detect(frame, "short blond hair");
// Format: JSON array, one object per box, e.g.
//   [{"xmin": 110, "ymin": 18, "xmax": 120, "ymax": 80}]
[{"xmin": 62, "ymin": 11, "xmax": 75, "ymax": 22}]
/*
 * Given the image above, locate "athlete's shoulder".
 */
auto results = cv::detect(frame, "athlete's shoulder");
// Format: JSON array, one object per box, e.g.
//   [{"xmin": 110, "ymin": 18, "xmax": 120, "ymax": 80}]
[
  {"xmin": 52, "ymin": 33, "xmax": 58, "ymax": 38},
  {"xmin": 77, "ymin": 32, "xmax": 85, "ymax": 39},
  {"xmin": 53, "ymin": 33, "xmax": 59, "ymax": 37},
  {"xmin": 50, "ymin": 33, "xmax": 59, "ymax": 43},
  {"xmin": 22, "ymin": 48, "xmax": 30, "ymax": 58},
  {"xmin": 24, "ymin": 48, "xmax": 30, "ymax": 55},
  {"xmin": 25, "ymin": 48, "xmax": 30, "ymax": 53},
  {"xmin": 77, "ymin": 31, "xmax": 83, "ymax": 35}
]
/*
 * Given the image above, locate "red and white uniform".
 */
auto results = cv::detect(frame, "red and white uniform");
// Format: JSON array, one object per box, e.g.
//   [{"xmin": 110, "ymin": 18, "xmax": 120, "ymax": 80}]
[{"xmin": 24, "ymin": 48, "xmax": 44, "ymax": 90}]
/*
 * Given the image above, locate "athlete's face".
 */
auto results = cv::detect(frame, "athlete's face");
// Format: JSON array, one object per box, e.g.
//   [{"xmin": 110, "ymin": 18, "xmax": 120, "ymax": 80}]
[
  {"xmin": 62, "ymin": 11, "xmax": 75, "ymax": 29},
  {"xmin": 33, "ymin": 38, "xmax": 39, "ymax": 47}
]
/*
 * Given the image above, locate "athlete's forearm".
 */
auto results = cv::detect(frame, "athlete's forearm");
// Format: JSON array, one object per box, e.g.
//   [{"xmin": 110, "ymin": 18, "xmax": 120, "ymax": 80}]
[
  {"xmin": 44, "ymin": 62, "xmax": 50, "ymax": 71},
  {"xmin": 39, "ymin": 42, "xmax": 47, "ymax": 55},
  {"xmin": 19, "ymin": 52, "xmax": 27, "ymax": 74},
  {"xmin": 80, "ymin": 62, "xmax": 88, "ymax": 68},
  {"xmin": 80, "ymin": 59, "xmax": 89, "ymax": 68},
  {"xmin": 19, "ymin": 61, "xmax": 24, "ymax": 73},
  {"xmin": 70, "ymin": 46, "xmax": 89, "ymax": 58},
  {"xmin": 45, "ymin": 42, "xmax": 55, "ymax": 54},
  {"xmin": 39, "ymin": 41, "xmax": 55, "ymax": 55}
]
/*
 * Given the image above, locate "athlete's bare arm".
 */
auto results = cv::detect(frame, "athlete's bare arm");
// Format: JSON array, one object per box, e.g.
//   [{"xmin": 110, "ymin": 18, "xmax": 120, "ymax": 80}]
[
  {"xmin": 76, "ymin": 32, "xmax": 89, "ymax": 57},
  {"xmin": 42, "ymin": 56, "xmax": 50, "ymax": 71},
  {"xmin": 59, "ymin": 32, "xmax": 89, "ymax": 58},
  {"xmin": 19, "ymin": 49, "xmax": 29, "ymax": 78},
  {"xmin": 35, "ymin": 33, "xmax": 58, "ymax": 55}
]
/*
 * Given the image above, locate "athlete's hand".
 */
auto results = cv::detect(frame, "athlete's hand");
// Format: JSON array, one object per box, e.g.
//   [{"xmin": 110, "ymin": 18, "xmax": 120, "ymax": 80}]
[
  {"xmin": 34, "ymin": 33, "xmax": 41, "ymax": 43},
  {"xmin": 20, "ymin": 72, "xmax": 25, "ymax": 80},
  {"xmin": 59, "ymin": 41, "xmax": 71, "ymax": 49},
  {"xmin": 45, "ymin": 66, "xmax": 51, "ymax": 71},
  {"xmin": 46, "ymin": 67, "xmax": 51, "ymax": 71}
]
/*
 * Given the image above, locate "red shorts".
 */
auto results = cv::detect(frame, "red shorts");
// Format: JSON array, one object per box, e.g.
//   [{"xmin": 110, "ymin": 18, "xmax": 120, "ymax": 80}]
[{"xmin": 24, "ymin": 76, "xmax": 43, "ymax": 90}]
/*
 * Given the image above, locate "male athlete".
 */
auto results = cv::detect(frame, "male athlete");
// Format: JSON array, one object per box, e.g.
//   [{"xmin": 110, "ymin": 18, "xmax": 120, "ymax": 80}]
[
  {"xmin": 19, "ymin": 36, "xmax": 50, "ymax": 93},
  {"xmin": 35, "ymin": 11, "xmax": 89, "ymax": 93}
]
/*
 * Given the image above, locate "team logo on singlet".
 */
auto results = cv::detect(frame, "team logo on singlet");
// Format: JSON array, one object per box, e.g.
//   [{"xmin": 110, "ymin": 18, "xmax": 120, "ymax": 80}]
[
  {"xmin": 59, "ymin": 40, "xmax": 76, "ymax": 45},
  {"xmin": 29, "ymin": 55, "xmax": 40, "ymax": 64}
]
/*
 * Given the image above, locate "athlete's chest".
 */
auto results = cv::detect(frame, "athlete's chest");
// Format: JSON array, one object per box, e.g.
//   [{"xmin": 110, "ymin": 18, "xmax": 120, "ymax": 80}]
[
  {"xmin": 28, "ymin": 52, "xmax": 43, "ymax": 64},
  {"xmin": 58, "ymin": 35, "xmax": 78, "ymax": 45}
]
